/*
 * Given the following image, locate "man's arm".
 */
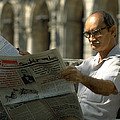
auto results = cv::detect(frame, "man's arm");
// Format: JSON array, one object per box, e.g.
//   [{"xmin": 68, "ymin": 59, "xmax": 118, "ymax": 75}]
[
  {"xmin": 61, "ymin": 66, "xmax": 118, "ymax": 96},
  {"xmin": 79, "ymin": 73, "xmax": 118, "ymax": 95}
]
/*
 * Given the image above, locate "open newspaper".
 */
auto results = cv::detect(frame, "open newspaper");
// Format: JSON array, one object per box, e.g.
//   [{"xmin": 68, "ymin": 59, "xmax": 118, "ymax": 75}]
[
  {"xmin": 0, "ymin": 36, "xmax": 83, "ymax": 120},
  {"xmin": 0, "ymin": 36, "xmax": 20, "ymax": 120}
]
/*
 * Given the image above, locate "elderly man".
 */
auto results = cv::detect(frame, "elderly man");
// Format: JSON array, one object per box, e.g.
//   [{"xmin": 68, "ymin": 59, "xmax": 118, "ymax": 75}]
[{"xmin": 61, "ymin": 10, "xmax": 120, "ymax": 120}]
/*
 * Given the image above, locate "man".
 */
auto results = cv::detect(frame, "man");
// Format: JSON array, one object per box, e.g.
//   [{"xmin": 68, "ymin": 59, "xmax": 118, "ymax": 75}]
[{"xmin": 61, "ymin": 10, "xmax": 120, "ymax": 120}]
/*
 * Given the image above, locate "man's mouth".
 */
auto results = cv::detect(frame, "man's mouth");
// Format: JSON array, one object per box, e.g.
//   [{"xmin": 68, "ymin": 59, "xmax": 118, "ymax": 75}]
[{"xmin": 90, "ymin": 41, "xmax": 100, "ymax": 45}]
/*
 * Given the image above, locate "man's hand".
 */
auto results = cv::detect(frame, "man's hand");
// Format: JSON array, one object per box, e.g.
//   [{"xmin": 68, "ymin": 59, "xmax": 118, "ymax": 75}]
[
  {"xmin": 17, "ymin": 48, "xmax": 30, "ymax": 55},
  {"xmin": 61, "ymin": 66, "xmax": 83, "ymax": 83}
]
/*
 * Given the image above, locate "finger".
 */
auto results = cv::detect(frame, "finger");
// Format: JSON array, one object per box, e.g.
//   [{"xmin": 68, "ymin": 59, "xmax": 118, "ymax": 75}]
[
  {"xmin": 16, "ymin": 48, "xmax": 20, "ymax": 51},
  {"xmin": 61, "ymin": 67, "xmax": 77, "ymax": 76},
  {"xmin": 17, "ymin": 48, "xmax": 30, "ymax": 55},
  {"xmin": 63, "ymin": 73, "xmax": 76, "ymax": 82},
  {"xmin": 20, "ymin": 51, "xmax": 30, "ymax": 55}
]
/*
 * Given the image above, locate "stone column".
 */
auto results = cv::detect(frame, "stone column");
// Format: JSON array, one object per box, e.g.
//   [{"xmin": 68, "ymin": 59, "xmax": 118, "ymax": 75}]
[{"xmin": 49, "ymin": 10, "xmax": 57, "ymax": 49}]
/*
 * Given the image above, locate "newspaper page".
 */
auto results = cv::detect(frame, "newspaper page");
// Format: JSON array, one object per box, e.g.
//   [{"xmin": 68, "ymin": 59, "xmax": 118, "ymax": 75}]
[
  {"xmin": 0, "ymin": 36, "xmax": 20, "ymax": 56},
  {"xmin": 0, "ymin": 49, "xmax": 75, "ymax": 105},
  {"xmin": 0, "ymin": 36, "xmax": 20, "ymax": 120},
  {"xmin": 0, "ymin": 48, "xmax": 84, "ymax": 120},
  {"xmin": 5, "ymin": 93, "xmax": 83, "ymax": 120}
]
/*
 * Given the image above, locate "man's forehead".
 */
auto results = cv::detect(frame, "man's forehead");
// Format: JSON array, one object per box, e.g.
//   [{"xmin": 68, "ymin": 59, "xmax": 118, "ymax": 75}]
[
  {"xmin": 88, "ymin": 16, "xmax": 97, "ymax": 24},
  {"xmin": 85, "ymin": 14, "xmax": 104, "ymax": 28},
  {"xmin": 88, "ymin": 13, "xmax": 103, "ymax": 22}
]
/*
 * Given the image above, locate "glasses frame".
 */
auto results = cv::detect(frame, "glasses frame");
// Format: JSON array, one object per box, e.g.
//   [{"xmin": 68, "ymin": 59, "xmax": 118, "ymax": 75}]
[{"xmin": 83, "ymin": 26, "xmax": 107, "ymax": 38}]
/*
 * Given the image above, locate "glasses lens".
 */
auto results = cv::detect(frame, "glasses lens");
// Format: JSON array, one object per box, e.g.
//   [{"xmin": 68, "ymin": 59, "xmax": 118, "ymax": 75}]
[
  {"xmin": 83, "ymin": 32, "xmax": 90, "ymax": 38},
  {"xmin": 83, "ymin": 26, "xmax": 106, "ymax": 38},
  {"xmin": 92, "ymin": 29, "xmax": 101, "ymax": 36}
]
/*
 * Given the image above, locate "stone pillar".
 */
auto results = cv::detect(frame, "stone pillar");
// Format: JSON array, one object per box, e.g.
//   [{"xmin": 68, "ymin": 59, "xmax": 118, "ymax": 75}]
[
  {"xmin": 1, "ymin": 2, "xmax": 14, "ymax": 44},
  {"xmin": 46, "ymin": 0, "xmax": 59, "ymax": 50},
  {"xmin": 25, "ymin": 3, "xmax": 33, "ymax": 53},
  {"xmin": 56, "ymin": 0, "xmax": 66, "ymax": 58},
  {"xmin": 30, "ymin": 1, "xmax": 49, "ymax": 54},
  {"xmin": 83, "ymin": 0, "xmax": 94, "ymax": 58},
  {"xmin": 18, "ymin": 1, "xmax": 27, "ymax": 50},
  {"xmin": 49, "ymin": 10, "xmax": 57, "ymax": 49},
  {"xmin": 64, "ymin": 21, "xmax": 83, "ymax": 59}
]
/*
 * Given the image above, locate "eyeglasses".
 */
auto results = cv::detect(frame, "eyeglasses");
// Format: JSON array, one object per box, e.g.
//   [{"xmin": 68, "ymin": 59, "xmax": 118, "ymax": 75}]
[{"xmin": 83, "ymin": 26, "xmax": 107, "ymax": 38}]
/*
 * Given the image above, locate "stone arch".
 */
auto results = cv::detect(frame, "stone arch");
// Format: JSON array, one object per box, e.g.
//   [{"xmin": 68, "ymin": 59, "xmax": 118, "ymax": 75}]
[
  {"xmin": 1, "ymin": 2, "xmax": 14, "ymax": 45},
  {"xmin": 31, "ymin": 1, "xmax": 49, "ymax": 53},
  {"xmin": 64, "ymin": 0, "xmax": 84, "ymax": 59}
]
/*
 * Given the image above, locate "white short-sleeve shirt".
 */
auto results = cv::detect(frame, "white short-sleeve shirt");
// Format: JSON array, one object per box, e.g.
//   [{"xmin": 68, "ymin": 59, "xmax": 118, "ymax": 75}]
[{"xmin": 76, "ymin": 45, "xmax": 120, "ymax": 120}]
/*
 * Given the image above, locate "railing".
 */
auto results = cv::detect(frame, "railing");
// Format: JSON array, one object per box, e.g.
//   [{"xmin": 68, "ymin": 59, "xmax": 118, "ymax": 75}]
[{"xmin": 63, "ymin": 58, "xmax": 83, "ymax": 66}]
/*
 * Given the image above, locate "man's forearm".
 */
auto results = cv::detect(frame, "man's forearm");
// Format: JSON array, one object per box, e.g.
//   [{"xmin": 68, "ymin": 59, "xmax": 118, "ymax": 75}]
[{"xmin": 78, "ymin": 74, "xmax": 118, "ymax": 96}]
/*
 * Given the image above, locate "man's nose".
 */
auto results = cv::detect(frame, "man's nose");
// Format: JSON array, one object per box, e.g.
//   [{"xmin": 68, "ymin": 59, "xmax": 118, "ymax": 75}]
[
  {"xmin": 89, "ymin": 34, "xmax": 96, "ymax": 38},
  {"xmin": 89, "ymin": 35, "xmax": 96, "ymax": 41}
]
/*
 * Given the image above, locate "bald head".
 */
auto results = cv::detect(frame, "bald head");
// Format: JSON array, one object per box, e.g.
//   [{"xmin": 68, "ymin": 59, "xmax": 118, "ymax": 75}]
[
  {"xmin": 85, "ymin": 11, "xmax": 116, "ymax": 29},
  {"xmin": 85, "ymin": 12, "xmax": 104, "ymax": 30}
]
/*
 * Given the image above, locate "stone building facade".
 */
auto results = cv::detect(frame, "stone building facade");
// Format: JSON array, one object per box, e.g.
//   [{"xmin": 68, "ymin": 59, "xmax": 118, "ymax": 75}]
[{"xmin": 0, "ymin": 0, "xmax": 119, "ymax": 59}]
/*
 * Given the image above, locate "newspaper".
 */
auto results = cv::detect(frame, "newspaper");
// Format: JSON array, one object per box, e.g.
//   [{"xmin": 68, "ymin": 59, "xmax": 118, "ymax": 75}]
[
  {"xmin": 0, "ymin": 36, "xmax": 20, "ymax": 56},
  {"xmin": 4, "ymin": 93, "xmax": 83, "ymax": 120},
  {"xmin": 0, "ymin": 49, "xmax": 76, "ymax": 105},
  {"xmin": 0, "ymin": 36, "xmax": 20, "ymax": 120},
  {"xmin": 0, "ymin": 36, "xmax": 83, "ymax": 120}
]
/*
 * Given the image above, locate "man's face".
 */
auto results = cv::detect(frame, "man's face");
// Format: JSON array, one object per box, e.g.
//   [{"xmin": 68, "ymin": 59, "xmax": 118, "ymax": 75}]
[{"xmin": 84, "ymin": 14, "xmax": 116, "ymax": 53}]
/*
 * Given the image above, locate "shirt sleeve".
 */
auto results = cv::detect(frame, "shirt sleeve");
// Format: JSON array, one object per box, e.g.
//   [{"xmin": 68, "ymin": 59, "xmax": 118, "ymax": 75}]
[
  {"xmin": 101, "ymin": 58, "xmax": 120, "ymax": 92},
  {"xmin": 114, "ymin": 72, "xmax": 120, "ymax": 92},
  {"xmin": 75, "ymin": 57, "xmax": 94, "ymax": 76}
]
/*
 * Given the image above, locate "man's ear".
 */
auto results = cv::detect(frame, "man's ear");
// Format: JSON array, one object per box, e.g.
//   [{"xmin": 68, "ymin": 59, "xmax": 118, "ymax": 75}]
[{"xmin": 109, "ymin": 25, "xmax": 117, "ymax": 38}]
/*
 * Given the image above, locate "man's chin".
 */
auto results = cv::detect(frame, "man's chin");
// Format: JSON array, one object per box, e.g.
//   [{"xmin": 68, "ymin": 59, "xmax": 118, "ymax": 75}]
[{"xmin": 91, "ymin": 46, "xmax": 99, "ymax": 51}]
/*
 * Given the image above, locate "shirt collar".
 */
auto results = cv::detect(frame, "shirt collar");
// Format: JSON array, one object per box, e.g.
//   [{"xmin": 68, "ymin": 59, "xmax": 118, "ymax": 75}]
[{"xmin": 94, "ymin": 45, "xmax": 120, "ymax": 62}]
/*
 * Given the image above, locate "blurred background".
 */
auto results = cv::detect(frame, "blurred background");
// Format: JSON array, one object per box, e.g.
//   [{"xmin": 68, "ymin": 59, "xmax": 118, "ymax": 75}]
[{"xmin": 0, "ymin": 0, "xmax": 119, "ymax": 59}]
